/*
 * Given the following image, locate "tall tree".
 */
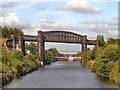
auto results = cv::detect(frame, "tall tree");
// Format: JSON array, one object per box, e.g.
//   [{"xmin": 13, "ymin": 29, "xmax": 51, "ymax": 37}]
[
  {"xmin": 2, "ymin": 27, "xmax": 9, "ymax": 38},
  {"xmin": 96, "ymin": 35, "xmax": 105, "ymax": 46}
]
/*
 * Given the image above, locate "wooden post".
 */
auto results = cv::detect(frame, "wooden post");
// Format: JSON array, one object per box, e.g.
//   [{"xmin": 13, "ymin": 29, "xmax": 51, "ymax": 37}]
[{"xmin": 37, "ymin": 31, "xmax": 44, "ymax": 66}]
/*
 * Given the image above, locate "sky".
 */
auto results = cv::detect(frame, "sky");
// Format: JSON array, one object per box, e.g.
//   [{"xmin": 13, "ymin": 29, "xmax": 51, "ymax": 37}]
[{"xmin": 0, "ymin": 0, "xmax": 119, "ymax": 52}]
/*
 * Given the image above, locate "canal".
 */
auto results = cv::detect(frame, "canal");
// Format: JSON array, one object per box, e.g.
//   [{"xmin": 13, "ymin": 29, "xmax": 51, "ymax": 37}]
[{"xmin": 4, "ymin": 61, "xmax": 118, "ymax": 88}]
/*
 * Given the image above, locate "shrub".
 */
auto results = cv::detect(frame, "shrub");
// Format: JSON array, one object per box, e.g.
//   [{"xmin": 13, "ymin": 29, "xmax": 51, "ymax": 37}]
[
  {"xmin": 45, "ymin": 50, "xmax": 54, "ymax": 64},
  {"xmin": 75, "ymin": 52, "xmax": 82, "ymax": 57},
  {"xmin": 95, "ymin": 44, "xmax": 119, "ymax": 78},
  {"xmin": 12, "ymin": 50, "xmax": 24, "ymax": 61},
  {"xmin": 48, "ymin": 48, "xmax": 59, "ymax": 57}
]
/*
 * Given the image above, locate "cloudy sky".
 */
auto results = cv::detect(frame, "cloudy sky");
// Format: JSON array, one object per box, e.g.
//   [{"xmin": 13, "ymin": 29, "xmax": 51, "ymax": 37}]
[{"xmin": 0, "ymin": 0, "xmax": 118, "ymax": 52}]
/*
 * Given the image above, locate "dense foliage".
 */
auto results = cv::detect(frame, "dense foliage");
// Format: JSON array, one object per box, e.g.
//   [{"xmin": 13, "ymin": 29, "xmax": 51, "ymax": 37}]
[
  {"xmin": 75, "ymin": 52, "xmax": 82, "ymax": 57},
  {"xmin": 96, "ymin": 35, "xmax": 105, "ymax": 46},
  {"xmin": 1, "ymin": 26, "xmax": 24, "ymax": 38},
  {"xmin": 25, "ymin": 42, "xmax": 37, "ymax": 54},
  {"xmin": 45, "ymin": 50, "xmax": 54, "ymax": 64},
  {"xmin": 82, "ymin": 36, "xmax": 120, "ymax": 84},
  {"xmin": 12, "ymin": 50, "xmax": 24, "ymax": 61},
  {"xmin": 48, "ymin": 48, "xmax": 60, "ymax": 57},
  {"xmin": 2, "ymin": 40, "xmax": 41, "ymax": 86}
]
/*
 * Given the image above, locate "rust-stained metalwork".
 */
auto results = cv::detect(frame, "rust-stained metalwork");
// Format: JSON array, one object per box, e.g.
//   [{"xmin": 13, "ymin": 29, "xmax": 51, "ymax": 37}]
[
  {"xmin": 7, "ymin": 30, "xmax": 102, "ymax": 66},
  {"xmin": 23, "ymin": 35, "xmax": 38, "ymax": 41},
  {"xmin": 43, "ymin": 31, "xmax": 83, "ymax": 44}
]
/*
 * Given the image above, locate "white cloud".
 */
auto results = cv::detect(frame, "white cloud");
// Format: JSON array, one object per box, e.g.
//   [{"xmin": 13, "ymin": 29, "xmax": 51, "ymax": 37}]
[
  {"xmin": 16, "ymin": 2, "xmax": 38, "ymax": 9},
  {"xmin": 35, "ymin": 11, "xmax": 66, "ymax": 15},
  {"xmin": 36, "ymin": 19, "xmax": 74, "ymax": 30},
  {"xmin": 108, "ymin": 30, "xmax": 118, "ymax": 37},
  {"xmin": 55, "ymin": 0, "xmax": 102, "ymax": 14},
  {"xmin": 39, "ymin": 7, "xmax": 46, "ymax": 10},
  {"xmin": 0, "ymin": 12, "xmax": 35, "ymax": 30},
  {"xmin": 113, "ymin": 16, "xmax": 120, "ymax": 20},
  {"xmin": 0, "ymin": 2, "xmax": 16, "ymax": 8},
  {"xmin": 34, "ymin": 19, "xmax": 118, "ymax": 39}
]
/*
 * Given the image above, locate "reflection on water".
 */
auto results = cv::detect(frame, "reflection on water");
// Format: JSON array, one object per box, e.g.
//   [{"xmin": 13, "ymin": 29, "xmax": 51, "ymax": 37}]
[{"xmin": 4, "ymin": 61, "xmax": 118, "ymax": 88}]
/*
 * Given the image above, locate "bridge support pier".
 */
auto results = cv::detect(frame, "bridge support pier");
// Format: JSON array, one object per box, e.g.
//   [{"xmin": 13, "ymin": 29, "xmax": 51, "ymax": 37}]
[
  {"xmin": 38, "ymin": 31, "xmax": 45, "ymax": 66},
  {"xmin": 22, "ymin": 41, "xmax": 25, "ymax": 55},
  {"xmin": 82, "ymin": 35, "xmax": 87, "ymax": 64},
  {"xmin": 18, "ymin": 34, "xmax": 22, "ymax": 51},
  {"xmin": 12, "ymin": 35, "xmax": 15, "ymax": 51}
]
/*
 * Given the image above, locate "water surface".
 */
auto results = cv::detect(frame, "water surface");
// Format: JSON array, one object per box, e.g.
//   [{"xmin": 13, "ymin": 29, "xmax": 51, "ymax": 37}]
[{"xmin": 4, "ymin": 61, "xmax": 118, "ymax": 88}]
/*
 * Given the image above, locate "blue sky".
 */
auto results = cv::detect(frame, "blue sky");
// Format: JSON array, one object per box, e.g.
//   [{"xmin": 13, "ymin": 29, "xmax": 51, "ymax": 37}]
[{"xmin": 0, "ymin": 0, "xmax": 118, "ymax": 52}]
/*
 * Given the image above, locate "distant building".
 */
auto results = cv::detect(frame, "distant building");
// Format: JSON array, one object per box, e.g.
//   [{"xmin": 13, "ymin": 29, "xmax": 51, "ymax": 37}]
[
  {"xmin": 26, "ymin": 49, "xmax": 31, "ymax": 54},
  {"xmin": 68, "ymin": 54, "xmax": 73, "ymax": 62}
]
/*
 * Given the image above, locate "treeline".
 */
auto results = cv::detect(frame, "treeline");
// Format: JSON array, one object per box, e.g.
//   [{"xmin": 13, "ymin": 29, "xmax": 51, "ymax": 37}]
[
  {"xmin": 1, "ymin": 26, "xmax": 24, "ymax": 38},
  {"xmin": 82, "ymin": 35, "xmax": 120, "ymax": 84}
]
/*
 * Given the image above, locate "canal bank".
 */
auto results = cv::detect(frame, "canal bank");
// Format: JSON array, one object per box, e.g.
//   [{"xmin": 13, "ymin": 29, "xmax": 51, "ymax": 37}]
[{"xmin": 4, "ymin": 61, "xmax": 118, "ymax": 88}]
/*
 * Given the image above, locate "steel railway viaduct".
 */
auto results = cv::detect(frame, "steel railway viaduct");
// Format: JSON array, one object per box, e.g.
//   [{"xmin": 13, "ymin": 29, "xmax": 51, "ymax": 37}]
[{"xmin": 7, "ymin": 31, "xmax": 101, "ymax": 66}]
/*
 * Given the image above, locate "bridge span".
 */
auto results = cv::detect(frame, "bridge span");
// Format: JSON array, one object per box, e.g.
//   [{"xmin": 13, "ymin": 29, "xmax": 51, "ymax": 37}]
[{"xmin": 7, "ymin": 30, "xmax": 102, "ymax": 66}]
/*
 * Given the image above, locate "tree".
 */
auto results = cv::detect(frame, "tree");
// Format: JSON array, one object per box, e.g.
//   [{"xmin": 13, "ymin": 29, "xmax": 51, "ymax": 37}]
[
  {"xmin": 2, "ymin": 26, "xmax": 24, "ymax": 38},
  {"xmin": 96, "ymin": 35, "xmax": 105, "ymax": 46},
  {"xmin": 25, "ymin": 43, "xmax": 29, "ymax": 50},
  {"xmin": 91, "ymin": 46, "xmax": 99, "ymax": 60},
  {"xmin": 13, "ymin": 28, "xmax": 24, "ymax": 38},
  {"xmin": 48, "ymin": 48, "xmax": 59, "ymax": 57},
  {"xmin": 12, "ymin": 50, "xmax": 24, "ymax": 61},
  {"xmin": 2, "ymin": 27, "xmax": 9, "ymax": 38},
  {"xmin": 95, "ymin": 44, "xmax": 119, "ymax": 78},
  {"xmin": 45, "ymin": 50, "xmax": 54, "ymax": 64},
  {"xmin": 107, "ymin": 38, "xmax": 120, "ymax": 45},
  {"xmin": 29, "ymin": 42, "xmax": 37, "ymax": 54},
  {"xmin": 75, "ymin": 52, "xmax": 82, "ymax": 57}
]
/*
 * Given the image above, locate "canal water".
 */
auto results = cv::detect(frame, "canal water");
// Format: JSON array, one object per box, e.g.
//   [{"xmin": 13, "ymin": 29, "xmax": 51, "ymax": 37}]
[{"xmin": 4, "ymin": 61, "xmax": 118, "ymax": 88}]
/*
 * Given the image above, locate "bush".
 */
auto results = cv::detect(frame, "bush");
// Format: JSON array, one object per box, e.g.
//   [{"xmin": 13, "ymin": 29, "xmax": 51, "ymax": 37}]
[
  {"xmin": 48, "ymin": 48, "xmax": 59, "ymax": 57},
  {"xmin": 95, "ymin": 44, "xmax": 119, "ymax": 78},
  {"xmin": 91, "ymin": 46, "xmax": 99, "ymax": 60},
  {"xmin": 75, "ymin": 52, "xmax": 82, "ymax": 57},
  {"xmin": 109, "ymin": 61, "xmax": 119, "ymax": 83},
  {"xmin": 12, "ymin": 50, "xmax": 24, "ymax": 61},
  {"xmin": 82, "ymin": 49, "xmax": 92, "ymax": 66},
  {"xmin": 45, "ymin": 50, "xmax": 54, "ymax": 64}
]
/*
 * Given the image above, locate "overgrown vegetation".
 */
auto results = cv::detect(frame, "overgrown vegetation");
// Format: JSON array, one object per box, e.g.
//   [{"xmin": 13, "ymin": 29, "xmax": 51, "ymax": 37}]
[
  {"xmin": 82, "ymin": 35, "xmax": 120, "ymax": 84},
  {"xmin": 25, "ymin": 42, "xmax": 37, "ymax": 54},
  {"xmin": 2, "ymin": 48, "xmax": 41, "ymax": 86}
]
